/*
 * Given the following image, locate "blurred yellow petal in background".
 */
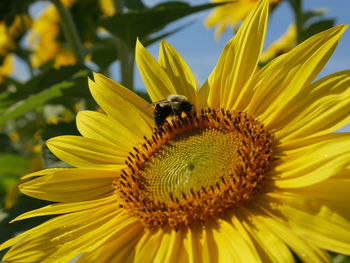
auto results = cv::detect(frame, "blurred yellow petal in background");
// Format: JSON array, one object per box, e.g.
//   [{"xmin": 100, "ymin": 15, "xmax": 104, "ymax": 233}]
[
  {"xmin": 0, "ymin": 55, "xmax": 13, "ymax": 84},
  {"xmin": 28, "ymin": 3, "xmax": 76, "ymax": 68},
  {"xmin": 260, "ymin": 24, "xmax": 296, "ymax": 64},
  {"xmin": 206, "ymin": 0, "xmax": 280, "ymax": 38},
  {"xmin": 99, "ymin": 0, "xmax": 116, "ymax": 17}
]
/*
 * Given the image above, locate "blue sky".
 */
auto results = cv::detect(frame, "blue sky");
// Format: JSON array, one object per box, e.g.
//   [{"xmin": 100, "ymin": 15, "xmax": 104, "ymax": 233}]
[{"xmin": 127, "ymin": 0, "xmax": 350, "ymax": 90}]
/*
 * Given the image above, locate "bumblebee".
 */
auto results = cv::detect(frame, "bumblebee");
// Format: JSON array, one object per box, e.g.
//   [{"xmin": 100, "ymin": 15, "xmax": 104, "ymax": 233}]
[{"xmin": 150, "ymin": 94, "xmax": 194, "ymax": 127}]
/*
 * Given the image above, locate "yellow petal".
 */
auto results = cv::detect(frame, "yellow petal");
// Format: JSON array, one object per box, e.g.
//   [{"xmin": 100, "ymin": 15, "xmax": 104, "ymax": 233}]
[
  {"xmin": 158, "ymin": 40, "xmax": 198, "ymax": 105},
  {"xmin": 211, "ymin": 222, "xmax": 239, "ymax": 262},
  {"xmin": 12, "ymin": 195, "xmax": 117, "ymax": 222},
  {"xmin": 76, "ymin": 110, "xmax": 141, "ymax": 150},
  {"xmin": 286, "ymin": 177, "xmax": 350, "ymax": 202},
  {"xmin": 1, "ymin": 206, "xmax": 119, "ymax": 262},
  {"xmin": 135, "ymin": 39, "xmax": 177, "ymax": 102},
  {"xmin": 94, "ymin": 73, "xmax": 153, "ymax": 124},
  {"xmin": 153, "ymin": 230, "xmax": 181, "ymax": 263},
  {"xmin": 89, "ymin": 73, "xmax": 153, "ymax": 136},
  {"xmin": 229, "ymin": 216, "xmax": 261, "ymax": 262},
  {"xmin": 259, "ymin": 214, "xmax": 331, "ymax": 262},
  {"xmin": 183, "ymin": 226, "xmax": 200, "ymax": 263},
  {"xmin": 200, "ymin": 225, "xmax": 218, "ymax": 263},
  {"xmin": 207, "ymin": 0, "xmax": 268, "ymax": 109},
  {"xmin": 281, "ymin": 176, "xmax": 350, "ymax": 220},
  {"xmin": 76, "ymin": 221, "xmax": 143, "ymax": 262},
  {"xmin": 273, "ymin": 70, "xmax": 350, "ymax": 141},
  {"xmin": 273, "ymin": 133, "xmax": 350, "ymax": 188},
  {"xmin": 47, "ymin": 135, "xmax": 127, "ymax": 168},
  {"xmin": 197, "ymin": 80, "xmax": 210, "ymax": 110},
  {"xmin": 238, "ymin": 207, "xmax": 295, "ymax": 263},
  {"xmin": 262, "ymin": 194, "xmax": 350, "ymax": 255},
  {"xmin": 44, "ymin": 212, "xmax": 138, "ymax": 263},
  {"xmin": 205, "ymin": 0, "xmax": 257, "ymax": 38},
  {"xmin": 19, "ymin": 168, "xmax": 116, "ymax": 202},
  {"xmin": 134, "ymin": 229, "xmax": 164, "ymax": 262},
  {"xmin": 212, "ymin": 219, "xmax": 261, "ymax": 263},
  {"xmin": 243, "ymin": 25, "xmax": 347, "ymax": 124}
]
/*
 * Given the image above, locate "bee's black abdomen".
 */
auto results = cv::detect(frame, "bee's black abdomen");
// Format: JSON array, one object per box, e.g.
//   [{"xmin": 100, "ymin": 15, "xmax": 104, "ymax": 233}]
[
  {"xmin": 154, "ymin": 104, "xmax": 172, "ymax": 127},
  {"xmin": 177, "ymin": 101, "xmax": 193, "ymax": 115}
]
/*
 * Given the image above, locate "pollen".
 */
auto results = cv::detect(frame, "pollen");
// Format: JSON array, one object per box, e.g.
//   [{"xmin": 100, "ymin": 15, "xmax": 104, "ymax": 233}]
[{"xmin": 114, "ymin": 108, "xmax": 273, "ymax": 229}]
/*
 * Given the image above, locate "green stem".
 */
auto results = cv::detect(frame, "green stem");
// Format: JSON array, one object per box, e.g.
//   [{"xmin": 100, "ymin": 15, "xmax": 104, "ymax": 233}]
[
  {"xmin": 51, "ymin": 0, "xmax": 85, "ymax": 64},
  {"xmin": 288, "ymin": 0, "xmax": 303, "ymax": 44},
  {"xmin": 115, "ymin": 0, "xmax": 134, "ymax": 89},
  {"xmin": 25, "ymin": 59, "xmax": 34, "ymax": 77},
  {"xmin": 117, "ymin": 39, "xmax": 134, "ymax": 89}
]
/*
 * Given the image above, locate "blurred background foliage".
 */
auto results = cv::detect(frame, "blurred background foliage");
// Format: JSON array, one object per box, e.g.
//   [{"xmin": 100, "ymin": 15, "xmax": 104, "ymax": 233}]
[{"xmin": 0, "ymin": 0, "xmax": 347, "ymax": 261}]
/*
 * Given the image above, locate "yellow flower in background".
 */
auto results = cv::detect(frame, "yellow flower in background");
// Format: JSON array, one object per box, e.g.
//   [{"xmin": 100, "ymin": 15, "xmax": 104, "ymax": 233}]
[
  {"xmin": 2, "ymin": 0, "xmax": 350, "ymax": 262},
  {"xmin": 0, "ymin": 15, "xmax": 31, "ymax": 83},
  {"xmin": 99, "ymin": 0, "xmax": 116, "ymax": 17},
  {"xmin": 206, "ymin": 0, "xmax": 280, "ymax": 37},
  {"xmin": 29, "ymin": 0, "xmax": 115, "ymax": 68},
  {"xmin": 28, "ymin": 3, "xmax": 76, "ymax": 68},
  {"xmin": 0, "ymin": 54, "xmax": 13, "ymax": 84},
  {"xmin": 0, "ymin": 15, "xmax": 31, "ymax": 56},
  {"xmin": 53, "ymin": 49, "xmax": 77, "ymax": 68},
  {"xmin": 260, "ymin": 24, "xmax": 296, "ymax": 64}
]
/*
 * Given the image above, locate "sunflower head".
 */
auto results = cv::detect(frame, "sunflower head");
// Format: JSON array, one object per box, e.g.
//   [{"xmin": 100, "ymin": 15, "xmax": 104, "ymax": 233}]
[
  {"xmin": 28, "ymin": 3, "xmax": 76, "ymax": 68},
  {"xmin": 116, "ymin": 107, "xmax": 273, "ymax": 229},
  {"xmin": 1, "ymin": 0, "xmax": 350, "ymax": 262}
]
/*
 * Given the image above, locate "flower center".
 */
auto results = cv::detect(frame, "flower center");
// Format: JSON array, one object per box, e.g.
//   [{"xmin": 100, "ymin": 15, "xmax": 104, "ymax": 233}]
[
  {"xmin": 114, "ymin": 108, "xmax": 273, "ymax": 229},
  {"xmin": 142, "ymin": 127, "xmax": 241, "ymax": 202}
]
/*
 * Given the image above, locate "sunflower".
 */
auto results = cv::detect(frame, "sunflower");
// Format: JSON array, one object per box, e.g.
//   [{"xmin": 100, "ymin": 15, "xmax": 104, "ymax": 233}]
[
  {"xmin": 2, "ymin": 0, "xmax": 350, "ymax": 262},
  {"xmin": 28, "ymin": 3, "xmax": 76, "ymax": 68},
  {"xmin": 0, "ymin": 15, "xmax": 31, "ymax": 56},
  {"xmin": 0, "ymin": 15, "xmax": 31, "ymax": 84},
  {"xmin": 206, "ymin": 0, "xmax": 280, "ymax": 37}
]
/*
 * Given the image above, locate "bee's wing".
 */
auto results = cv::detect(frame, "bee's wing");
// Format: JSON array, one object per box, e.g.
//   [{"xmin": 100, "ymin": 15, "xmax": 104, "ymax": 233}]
[{"xmin": 146, "ymin": 99, "xmax": 168, "ymax": 108}]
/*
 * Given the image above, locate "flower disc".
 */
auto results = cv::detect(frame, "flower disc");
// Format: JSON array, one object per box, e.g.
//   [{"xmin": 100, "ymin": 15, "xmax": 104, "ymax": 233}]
[
  {"xmin": 115, "ymin": 109, "xmax": 273, "ymax": 229},
  {"xmin": 142, "ymin": 127, "xmax": 242, "ymax": 202}
]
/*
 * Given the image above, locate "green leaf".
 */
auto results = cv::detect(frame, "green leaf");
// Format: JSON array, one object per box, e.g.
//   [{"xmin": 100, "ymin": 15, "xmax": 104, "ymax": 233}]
[
  {"xmin": 4, "ymin": 67, "xmax": 91, "ymax": 121},
  {"xmin": 301, "ymin": 19, "xmax": 334, "ymax": 42},
  {"xmin": 89, "ymin": 38, "xmax": 119, "ymax": 71},
  {"xmin": 0, "ymin": 154, "xmax": 30, "ymax": 211},
  {"xmin": 102, "ymin": 2, "xmax": 219, "ymax": 48},
  {"xmin": 70, "ymin": 0, "xmax": 101, "ymax": 43},
  {"xmin": 0, "ymin": 134, "xmax": 17, "ymax": 153},
  {"xmin": 0, "ymin": 154, "xmax": 29, "ymax": 177},
  {"xmin": 331, "ymin": 253, "xmax": 350, "ymax": 263},
  {"xmin": 14, "ymin": 65, "xmax": 86, "ymax": 99},
  {"xmin": 301, "ymin": 8, "xmax": 328, "ymax": 25},
  {"xmin": 125, "ymin": 0, "xmax": 146, "ymax": 10},
  {"xmin": 0, "ymin": 82, "xmax": 74, "ymax": 126},
  {"xmin": 143, "ymin": 21, "xmax": 193, "ymax": 47},
  {"xmin": 0, "ymin": 93, "xmax": 12, "ymax": 114}
]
